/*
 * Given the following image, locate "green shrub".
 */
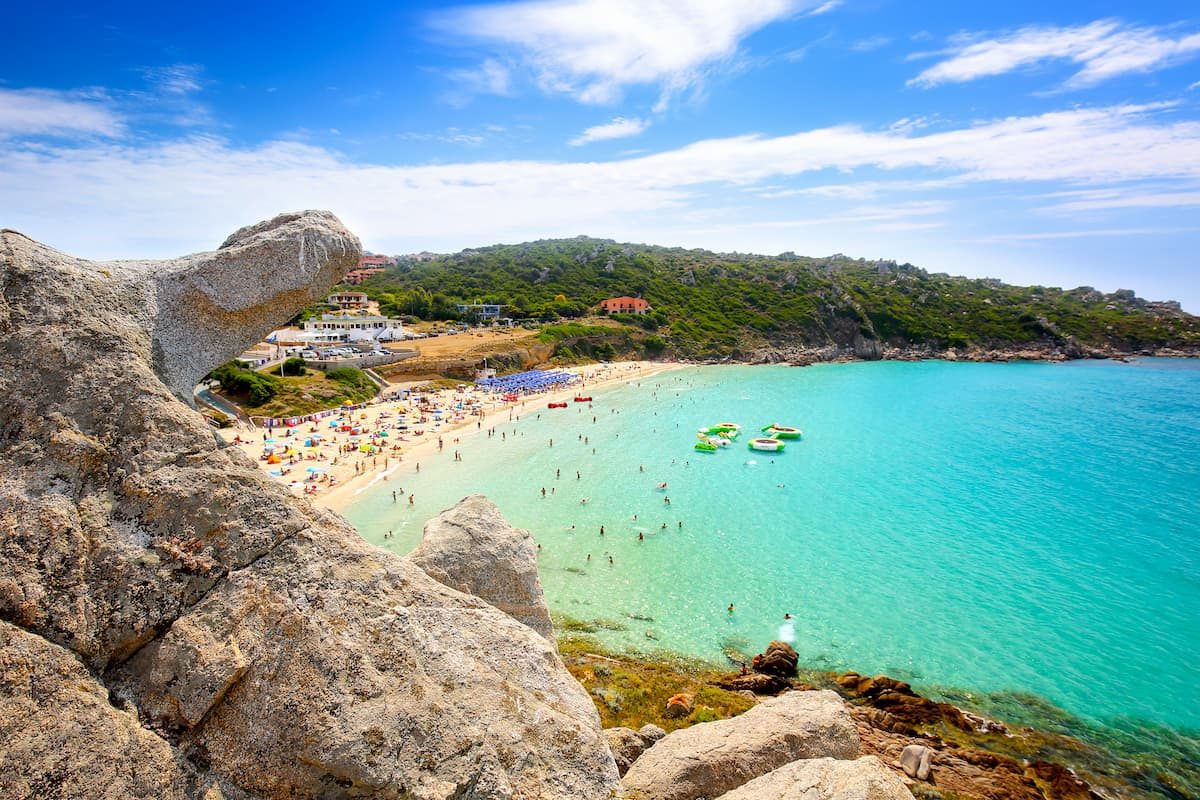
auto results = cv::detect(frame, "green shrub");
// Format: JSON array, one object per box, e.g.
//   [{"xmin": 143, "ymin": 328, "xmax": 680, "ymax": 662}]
[{"xmin": 281, "ymin": 357, "xmax": 307, "ymax": 377}]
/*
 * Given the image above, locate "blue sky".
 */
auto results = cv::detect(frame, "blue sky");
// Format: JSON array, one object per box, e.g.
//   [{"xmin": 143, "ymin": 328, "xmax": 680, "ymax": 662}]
[{"xmin": 2, "ymin": 1, "xmax": 1199, "ymax": 309}]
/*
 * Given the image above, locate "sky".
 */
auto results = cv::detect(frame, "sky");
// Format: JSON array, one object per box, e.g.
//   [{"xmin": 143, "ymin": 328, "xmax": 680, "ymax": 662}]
[{"xmin": 2, "ymin": 1, "xmax": 1199, "ymax": 309}]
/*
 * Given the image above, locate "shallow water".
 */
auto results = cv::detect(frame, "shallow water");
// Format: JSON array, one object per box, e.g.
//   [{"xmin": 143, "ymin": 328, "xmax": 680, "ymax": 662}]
[{"xmin": 344, "ymin": 359, "xmax": 1200, "ymax": 735}]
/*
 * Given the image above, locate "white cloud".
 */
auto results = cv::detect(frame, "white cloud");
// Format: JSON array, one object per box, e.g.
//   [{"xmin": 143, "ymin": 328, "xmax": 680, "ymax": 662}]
[
  {"xmin": 0, "ymin": 88, "xmax": 124, "ymax": 139},
  {"xmin": 1040, "ymin": 188, "xmax": 1200, "ymax": 212},
  {"xmin": 968, "ymin": 227, "xmax": 1200, "ymax": 244},
  {"xmin": 142, "ymin": 64, "xmax": 203, "ymax": 95},
  {"xmin": 806, "ymin": 1, "xmax": 841, "ymax": 16},
  {"xmin": 569, "ymin": 116, "xmax": 650, "ymax": 145},
  {"xmin": 910, "ymin": 20, "xmax": 1200, "ymax": 89},
  {"xmin": 3, "ymin": 103, "xmax": 1199, "ymax": 259},
  {"xmin": 435, "ymin": 0, "xmax": 816, "ymax": 106},
  {"xmin": 852, "ymin": 36, "xmax": 892, "ymax": 53}
]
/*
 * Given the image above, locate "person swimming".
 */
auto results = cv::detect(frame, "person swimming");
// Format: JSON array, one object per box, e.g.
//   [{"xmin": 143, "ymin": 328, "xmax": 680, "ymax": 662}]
[{"xmin": 779, "ymin": 613, "xmax": 796, "ymax": 644}]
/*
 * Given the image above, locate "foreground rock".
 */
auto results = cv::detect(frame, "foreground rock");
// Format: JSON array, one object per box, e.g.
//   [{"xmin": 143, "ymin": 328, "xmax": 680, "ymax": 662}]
[
  {"xmin": 409, "ymin": 494, "xmax": 554, "ymax": 641},
  {"xmin": 0, "ymin": 620, "xmax": 192, "ymax": 799},
  {"xmin": 605, "ymin": 726, "xmax": 654, "ymax": 776},
  {"xmin": 0, "ymin": 215, "xmax": 619, "ymax": 799},
  {"xmin": 622, "ymin": 690, "xmax": 859, "ymax": 800},
  {"xmin": 716, "ymin": 756, "xmax": 911, "ymax": 800}
]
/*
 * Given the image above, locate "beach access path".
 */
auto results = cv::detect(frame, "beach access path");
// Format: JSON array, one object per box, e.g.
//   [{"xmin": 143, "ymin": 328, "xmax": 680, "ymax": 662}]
[{"xmin": 217, "ymin": 360, "xmax": 684, "ymax": 513}]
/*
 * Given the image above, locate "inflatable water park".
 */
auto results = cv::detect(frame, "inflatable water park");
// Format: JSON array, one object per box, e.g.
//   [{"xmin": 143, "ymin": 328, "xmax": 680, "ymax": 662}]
[{"xmin": 693, "ymin": 421, "xmax": 803, "ymax": 453}]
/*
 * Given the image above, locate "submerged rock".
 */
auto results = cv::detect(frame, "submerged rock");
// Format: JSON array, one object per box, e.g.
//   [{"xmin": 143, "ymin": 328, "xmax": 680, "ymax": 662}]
[
  {"xmin": 0, "ymin": 215, "xmax": 619, "ymax": 799},
  {"xmin": 409, "ymin": 494, "xmax": 554, "ymax": 641},
  {"xmin": 623, "ymin": 690, "xmax": 860, "ymax": 800}
]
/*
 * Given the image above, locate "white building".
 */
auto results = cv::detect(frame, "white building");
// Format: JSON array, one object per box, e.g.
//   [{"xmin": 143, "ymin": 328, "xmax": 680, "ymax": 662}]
[{"xmin": 302, "ymin": 312, "xmax": 405, "ymax": 343}]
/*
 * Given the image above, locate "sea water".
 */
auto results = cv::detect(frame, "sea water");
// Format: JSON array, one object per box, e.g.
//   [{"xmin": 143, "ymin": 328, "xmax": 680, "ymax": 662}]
[{"xmin": 343, "ymin": 359, "xmax": 1200, "ymax": 736}]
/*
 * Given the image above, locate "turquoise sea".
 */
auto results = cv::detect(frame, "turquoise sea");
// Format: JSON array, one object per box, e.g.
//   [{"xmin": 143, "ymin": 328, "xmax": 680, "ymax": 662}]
[{"xmin": 344, "ymin": 359, "xmax": 1200, "ymax": 741}]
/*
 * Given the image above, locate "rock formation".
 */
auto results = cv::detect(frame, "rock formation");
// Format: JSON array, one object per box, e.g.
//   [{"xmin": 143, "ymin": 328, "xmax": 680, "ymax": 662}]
[
  {"xmin": 0, "ymin": 214, "xmax": 619, "ymax": 799},
  {"xmin": 622, "ymin": 690, "xmax": 860, "ymax": 800},
  {"xmin": 715, "ymin": 756, "xmax": 912, "ymax": 800},
  {"xmin": 752, "ymin": 640, "xmax": 799, "ymax": 677},
  {"xmin": 899, "ymin": 743, "xmax": 932, "ymax": 781},
  {"xmin": 605, "ymin": 726, "xmax": 653, "ymax": 776},
  {"xmin": 409, "ymin": 494, "xmax": 554, "ymax": 641}
]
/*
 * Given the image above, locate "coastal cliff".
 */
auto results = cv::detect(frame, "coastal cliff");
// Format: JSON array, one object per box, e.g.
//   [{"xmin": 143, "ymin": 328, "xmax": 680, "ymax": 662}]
[{"xmin": 0, "ymin": 213, "xmax": 619, "ymax": 799}]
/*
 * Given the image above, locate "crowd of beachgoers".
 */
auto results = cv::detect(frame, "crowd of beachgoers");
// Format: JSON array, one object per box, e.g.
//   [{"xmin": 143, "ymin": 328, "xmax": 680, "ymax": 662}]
[{"xmin": 218, "ymin": 361, "xmax": 681, "ymax": 509}]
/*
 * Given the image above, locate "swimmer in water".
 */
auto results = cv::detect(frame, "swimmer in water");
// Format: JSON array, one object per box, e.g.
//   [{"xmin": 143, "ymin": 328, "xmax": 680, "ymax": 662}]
[{"xmin": 728, "ymin": 603, "xmax": 735, "ymax": 614}]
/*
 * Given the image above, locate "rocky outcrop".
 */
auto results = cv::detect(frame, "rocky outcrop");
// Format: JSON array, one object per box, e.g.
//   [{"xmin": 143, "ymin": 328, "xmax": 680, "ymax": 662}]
[
  {"xmin": 409, "ymin": 494, "xmax": 554, "ymax": 641},
  {"xmin": 622, "ymin": 690, "xmax": 860, "ymax": 800},
  {"xmin": 606, "ymin": 726, "xmax": 653, "ymax": 776},
  {"xmin": 0, "ymin": 215, "xmax": 619, "ymax": 799},
  {"xmin": 715, "ymin": 671, "xmax": 791, "ymax": 695},
  {"xmin": 716, "ymin": 756, "xmax": 911, "ymax": 800},
  {"xmin": 753, "ymin": 640, "xmax": 799, "ymax": 678},
  {"xmin": 114, "ymin": 209, "xmax": 359, "ymax": 402},
  {"xmin": 837, "ymin": 672, "xmax": 994, "ymax": 733}
]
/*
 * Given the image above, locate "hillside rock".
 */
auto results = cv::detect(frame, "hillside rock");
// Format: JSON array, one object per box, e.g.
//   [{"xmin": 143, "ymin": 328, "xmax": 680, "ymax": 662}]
[
  {"xmin": 0, "ymin": 215, "xmax": 619, "ymax": 799},
  {"xmin": 716, "ymin": 756, "xmax": 911, "ymax": 800},
  {"xmin": 409, "ymin": 494, "xmax": 554, "ymax": 641},
  {"xmin": 622, "ymin": 690, "xmax": 860, "ymax": 800}
]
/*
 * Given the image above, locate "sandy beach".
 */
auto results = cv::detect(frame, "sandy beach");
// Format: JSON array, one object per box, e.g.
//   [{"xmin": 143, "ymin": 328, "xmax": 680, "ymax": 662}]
[{"xmin": 217, "ymin": 360, "xmax": 685, "ymax": 512}]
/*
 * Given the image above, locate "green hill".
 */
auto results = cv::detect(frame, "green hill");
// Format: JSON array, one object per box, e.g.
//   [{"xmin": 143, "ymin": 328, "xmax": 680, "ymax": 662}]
[{"xmin": 353, "ymin": 237, "xmax": 1199, "ymax": 361}]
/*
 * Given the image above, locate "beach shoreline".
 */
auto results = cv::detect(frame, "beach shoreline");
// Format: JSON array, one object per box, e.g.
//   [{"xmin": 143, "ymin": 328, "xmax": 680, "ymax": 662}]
[{"xmin": 217, "ymin": 359, "xmax": 686, "ymax": 512}]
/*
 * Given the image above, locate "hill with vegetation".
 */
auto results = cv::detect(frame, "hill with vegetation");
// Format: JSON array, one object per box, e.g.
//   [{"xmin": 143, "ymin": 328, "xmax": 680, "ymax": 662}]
[{"xmin": 353, "ymin": 238, "xmax": 1199, "ymax": 362}]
